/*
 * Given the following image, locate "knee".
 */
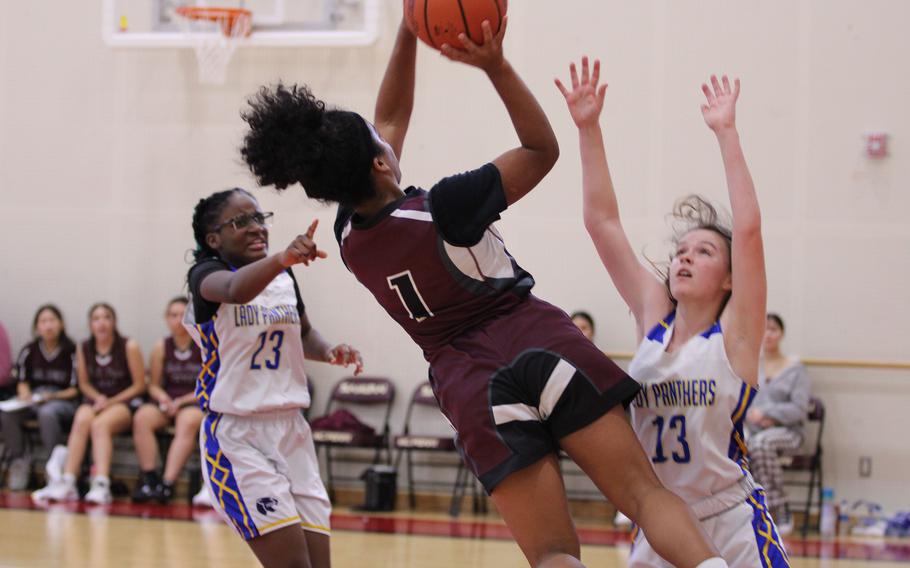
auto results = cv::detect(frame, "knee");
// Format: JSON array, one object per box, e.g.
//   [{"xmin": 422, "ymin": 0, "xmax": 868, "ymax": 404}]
[
  {"xmin": 132, "ymin": 406, "xmax": 158, "ymax": 432},
  {"xmin": 175, "ymin": 417, "xmax": 202, "ymax": 439},
  {"xmin": 534, "ymin": 544, "xmax": 583, "ymax": 568},
  {"xmin": 72, "ymin": 408, "xmax": 94, "ymax": 432},
  {"xmin": 36, "ymin": 405, "xmax": 58, "ymax": 422},
  {"xmin": 90, "ymin": 420, "xmax": 111, "ymax": 438}
]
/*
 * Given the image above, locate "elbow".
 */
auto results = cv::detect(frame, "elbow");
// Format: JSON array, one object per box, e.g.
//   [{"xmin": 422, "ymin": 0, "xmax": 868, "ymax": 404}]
[{"xmin": 544, "ymin": 138, "xmax": 560, "ymax": 171}]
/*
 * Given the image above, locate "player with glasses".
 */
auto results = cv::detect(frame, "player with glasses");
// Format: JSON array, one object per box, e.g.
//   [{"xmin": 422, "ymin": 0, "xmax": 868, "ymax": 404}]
[
  {"xmin": 183, "ymin": 187, "xmax": 362, "ymax": 567},
  {"xmin": 211, "ymin": 211, "xmax": 274, "ymax": 232}
]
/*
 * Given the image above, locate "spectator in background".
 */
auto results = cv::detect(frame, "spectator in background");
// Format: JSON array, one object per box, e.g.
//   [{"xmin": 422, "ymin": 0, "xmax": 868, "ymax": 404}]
[
  {"xmin": 0, "ymin": 320, "xmax": 13, "ymax": 399},
  {"xmin": 1, "ymin": 306, "xmax": 79, "ymax": 490},
  {"xmin": 746, "ymin": 313, "xmax": 811, "ymax": 535},
  {"xmin": 31, "ymin": 302, "xmax": 146, "ymax": 504},
  {"xmin": 570, "ymin": 311, "xmax": 595, "ymax": 342},
  {"xmin": 131, "ymin": 297, "xmax": 205, "ymax": 504}
]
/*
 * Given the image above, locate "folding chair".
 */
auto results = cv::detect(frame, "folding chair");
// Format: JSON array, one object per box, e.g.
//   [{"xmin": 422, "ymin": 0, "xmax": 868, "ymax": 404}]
[
  {"xmin": 392, "ymin": 382, "xmax": 481, "ymax": 517},
  {"xmin": 312, "ymin": 377, "xmax": 395, "ymax": 502},
  {"xmin": 781, "ymin": 396, "xmax": 825, "ymax": 537}
]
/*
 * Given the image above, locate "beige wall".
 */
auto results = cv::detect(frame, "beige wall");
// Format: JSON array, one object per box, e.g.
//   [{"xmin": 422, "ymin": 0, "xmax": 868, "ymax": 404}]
[{"xmin": 2, "ymin": 1, "xmax": 908, "ymax": 508}]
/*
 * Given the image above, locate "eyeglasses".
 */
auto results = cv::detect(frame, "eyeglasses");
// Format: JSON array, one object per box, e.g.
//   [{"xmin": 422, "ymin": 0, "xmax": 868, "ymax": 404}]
[{"xmin": 212, "ymin": 212, "xmax": 274, "ymax": 232}]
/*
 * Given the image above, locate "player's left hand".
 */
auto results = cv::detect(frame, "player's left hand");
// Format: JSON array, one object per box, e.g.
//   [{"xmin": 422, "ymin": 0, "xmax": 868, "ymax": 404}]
[
  {"xmin": 701, "ymin": 74, "xmax": 740, "ymax": 133},
  {"xmin": 327, "ymin": 343, "xmax": 364, "ymax": 376},
  {"xmin": 440, "ymin": 18, "xmax": 508, "ymax": 74},
  {"xmin": 555, "ymin": 56, "xmax": 608, "ymax": 129}
]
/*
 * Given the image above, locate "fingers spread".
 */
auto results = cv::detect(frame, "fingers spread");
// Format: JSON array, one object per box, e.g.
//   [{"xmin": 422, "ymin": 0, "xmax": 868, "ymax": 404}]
[
  {"xmin": 701, "ymin": 83, "xmax": 715, "ymax": 104},
  {"xmin": 591, "ymin": 59, "xmax": 601, "ymax": 90}
]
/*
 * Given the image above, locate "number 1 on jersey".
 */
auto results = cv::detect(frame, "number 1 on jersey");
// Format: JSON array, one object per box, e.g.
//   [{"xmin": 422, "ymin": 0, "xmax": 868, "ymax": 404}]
[{"xmin": 387, "ymin": 270, "xmax": 434, "ymax": 322}]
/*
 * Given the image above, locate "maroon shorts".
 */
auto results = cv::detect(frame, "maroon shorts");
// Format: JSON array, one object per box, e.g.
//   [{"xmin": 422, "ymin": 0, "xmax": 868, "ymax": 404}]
[{"xmin": 428, "ymin": 295, "xmax": 640, "ymax": 493}]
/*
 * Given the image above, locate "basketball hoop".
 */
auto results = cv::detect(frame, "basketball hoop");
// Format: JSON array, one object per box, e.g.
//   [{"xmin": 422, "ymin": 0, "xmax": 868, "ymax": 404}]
[{"xmin": 174, "ymin": 6, "xmax": 252, "ymax": 85}]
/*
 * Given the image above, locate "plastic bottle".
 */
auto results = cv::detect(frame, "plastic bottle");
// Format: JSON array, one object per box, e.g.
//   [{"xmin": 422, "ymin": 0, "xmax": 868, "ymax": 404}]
[
  {"xmin": 838, "ymin": 499, "xmax": 851, "ymax": 536},
  {"xmin": 820, "ymin": 487, "xmax": 838, "ymax": 538}
]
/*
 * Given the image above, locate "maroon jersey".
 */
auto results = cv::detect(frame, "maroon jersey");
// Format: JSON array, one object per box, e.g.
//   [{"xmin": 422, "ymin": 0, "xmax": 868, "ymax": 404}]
[
  {"xmin": 82, "ymin": 337, "xmax": 132, "ymax": 397},
  {"xmin": 335, "ymin": 164, "xmax": 534, "ymax": 355},
  {"xmin": 13, "ymin": 340, "xmax": 76, "ymax": 391},
  {"xmin": 162, "ymin": 336, "xmax": 202, "ymax": 399},
  {"xmin": 335, "ymin": 163, "xmax": 639, "ymax": 491}
]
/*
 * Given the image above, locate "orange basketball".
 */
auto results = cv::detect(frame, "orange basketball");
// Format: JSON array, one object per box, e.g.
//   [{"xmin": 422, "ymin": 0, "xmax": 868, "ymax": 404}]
[{"xmin": 404, "ymin": 0, "xmax": 508, "ymax": 52}]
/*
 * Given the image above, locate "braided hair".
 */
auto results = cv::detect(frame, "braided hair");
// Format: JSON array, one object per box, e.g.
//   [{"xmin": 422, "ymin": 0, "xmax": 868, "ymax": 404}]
[{"xmin": 190, "ymin": 188, "xmax": 253, "ymax": 261}]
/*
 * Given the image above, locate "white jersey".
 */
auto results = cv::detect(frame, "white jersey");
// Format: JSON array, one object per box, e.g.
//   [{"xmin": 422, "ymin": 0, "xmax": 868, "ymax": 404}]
[
  {"xmin": 628, "ymin": 311, "xmax": 756, "ymax": 506},
  {"xmin": 184, "ymin": 262, "xmax": 311, "ymax": 416}
]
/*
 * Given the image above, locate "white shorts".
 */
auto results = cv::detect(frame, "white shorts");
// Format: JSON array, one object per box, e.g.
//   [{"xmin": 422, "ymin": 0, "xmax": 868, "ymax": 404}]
[
  {"xmin": 629, "ymin": 488, "xmax": 790, "ymax": 568},
  {"xmin": 199, "ymin": 409, "xmax": 331, "ymax": 541}
]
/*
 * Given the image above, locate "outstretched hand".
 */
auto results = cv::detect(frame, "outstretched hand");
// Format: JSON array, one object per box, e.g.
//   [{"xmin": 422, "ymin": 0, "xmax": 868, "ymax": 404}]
[
  {"xmin": 326, "ymin": 343, "xmax": 364, "ymax": 376},
  {"xmin": 555, "ymin": 57, "xmax": 608, "ymax": 129},
  {"xmin": 440, "ymin": 18, "xmax": 508, "ymax": 73},
  {"xmin": 701, "ymin": 75, "xmax": 740, "ymax": 133},
  {"xmin": 280, "ymin": 219, "xmax": 328, "ymax": 267}
]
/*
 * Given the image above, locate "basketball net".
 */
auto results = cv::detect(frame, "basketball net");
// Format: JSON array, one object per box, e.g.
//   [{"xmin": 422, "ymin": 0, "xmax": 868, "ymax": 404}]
[{"xmin": 174, "ymin": 6, "xmax": 252, "ymax": 85}]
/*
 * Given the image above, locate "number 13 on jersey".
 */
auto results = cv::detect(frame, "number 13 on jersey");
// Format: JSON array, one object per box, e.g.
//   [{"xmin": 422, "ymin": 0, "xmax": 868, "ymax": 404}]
[{"xmin": 652, "ymin": 414, "xmax": 691, "ymax": 464}]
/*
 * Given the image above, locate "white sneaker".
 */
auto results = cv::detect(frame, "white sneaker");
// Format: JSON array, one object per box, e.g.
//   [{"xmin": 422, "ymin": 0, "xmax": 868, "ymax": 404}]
[
  {"xmin": 84, "ymin": 476, "xmax": 112, "ymax": 505},
  {"xmin": 614, "ymin": 511, "xmax": 633, "ymax": 528},
  {"xmin": 192, "ymin": 485, "xmax": 213, "ymax": 507},
  {"xmin": 45, "ymin": 445, "xmax": 68, "ymax": 485},
  {"xmin": 32, "ymin": 478, "xmax": 78, "ymax": 502}
]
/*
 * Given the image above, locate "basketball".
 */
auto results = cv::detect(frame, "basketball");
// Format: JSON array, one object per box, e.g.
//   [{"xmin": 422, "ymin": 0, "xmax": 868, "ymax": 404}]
[{"xmin": 404, "ymin": 0, "xmax": 508, "ymax": 51}]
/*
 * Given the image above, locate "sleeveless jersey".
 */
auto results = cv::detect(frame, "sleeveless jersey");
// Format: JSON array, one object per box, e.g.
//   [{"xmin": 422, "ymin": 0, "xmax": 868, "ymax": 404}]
[
  {"xmin": 13, "ymin": 340, "xmax": 76, "ymax": 391},
  {"xmin": 334, "ymin": 164, "xmax": 534, "ymax": 355},
  {"xmin": 184, "ymin": 258, "xmax": 310, "ymax": 416},
  {"xmin": 82, "ymin": 336, "xmax": 132, "ymax": 397},
  {"xmin": 162, "ymin": 336, "xmax": 202, "ymax": 399},
  {"xmin": 628, "ymin": 311, "xmax": 756, "ymax": 504}
]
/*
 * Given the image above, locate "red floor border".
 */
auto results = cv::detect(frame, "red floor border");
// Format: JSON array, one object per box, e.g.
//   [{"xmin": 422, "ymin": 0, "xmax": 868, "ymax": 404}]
[{"xmin": 2, "ymin": 493, "xmax": 909, "ymax": 563}]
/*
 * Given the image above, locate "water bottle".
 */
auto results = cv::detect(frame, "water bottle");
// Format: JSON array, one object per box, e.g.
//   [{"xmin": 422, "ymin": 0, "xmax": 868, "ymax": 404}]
[
  {"xmin": 838, "ymin": 499, "xmax": 851, "ymax": 536},
  {"xmin": 820, "ymin": 487, "xmax": 838, "ymax": 538}
]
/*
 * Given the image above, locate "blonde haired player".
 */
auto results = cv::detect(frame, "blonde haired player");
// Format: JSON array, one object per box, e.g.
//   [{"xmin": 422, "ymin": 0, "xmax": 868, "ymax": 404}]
[
  {"xmin": 185, "ymin": 188, "xmax": 363, "ymax": 568},
  {"xmin": 557, "ymin": 57, "xmax": 789, "ymax": 567}
]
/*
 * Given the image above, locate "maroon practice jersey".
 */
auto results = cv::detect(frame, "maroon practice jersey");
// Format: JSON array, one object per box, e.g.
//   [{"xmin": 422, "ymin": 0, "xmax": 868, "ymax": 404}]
[{"xmin": 334, "ymin": 164, "xmax": 534, "ymax": 355}]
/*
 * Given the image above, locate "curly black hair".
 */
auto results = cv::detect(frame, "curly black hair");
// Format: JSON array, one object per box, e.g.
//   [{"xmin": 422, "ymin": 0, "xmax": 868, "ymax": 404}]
[
  {"xmin": 240, "ymin": 83, "xmax": 380, "ymax": 208},
  {"xmin": 190, "ymin": 188, "xmax": 252, "ymax": 261}
]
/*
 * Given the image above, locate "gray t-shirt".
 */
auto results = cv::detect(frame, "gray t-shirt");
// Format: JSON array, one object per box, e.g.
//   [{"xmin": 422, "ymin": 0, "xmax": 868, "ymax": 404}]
[{"xmin": 752, "ymin": 359, "xmax": 811, "ymax": 433}]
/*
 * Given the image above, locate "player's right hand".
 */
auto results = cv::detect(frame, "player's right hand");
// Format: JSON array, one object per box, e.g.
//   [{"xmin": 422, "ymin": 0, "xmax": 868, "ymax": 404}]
[
  {"xmin": 441, "ymin": 18, "xmax": 508, "ymax": 74},
  {"xmin": 279, "ymin": 219, "xmax": 328, "ymax": 267}
]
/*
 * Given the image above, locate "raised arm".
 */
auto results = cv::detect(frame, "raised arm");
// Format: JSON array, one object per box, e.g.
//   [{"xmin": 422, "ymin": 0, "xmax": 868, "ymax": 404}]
[
  {"xmin": 374, "ymin": 18, "xmax": 417, "ymax": 160},
  {"xmin": 702, "ymin": 76, "xmax": 766, "ymax": 383},
  {"xmin": 200, "ymin": 220, "xmax": 326, "ymax": 305},
  {"xmin": 556, "ymin": 57, "xmax": 670, "ymax": 337},
  {"xmin": 441, "ymin": 18, "xmax": 559, "ymax": 205}
]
